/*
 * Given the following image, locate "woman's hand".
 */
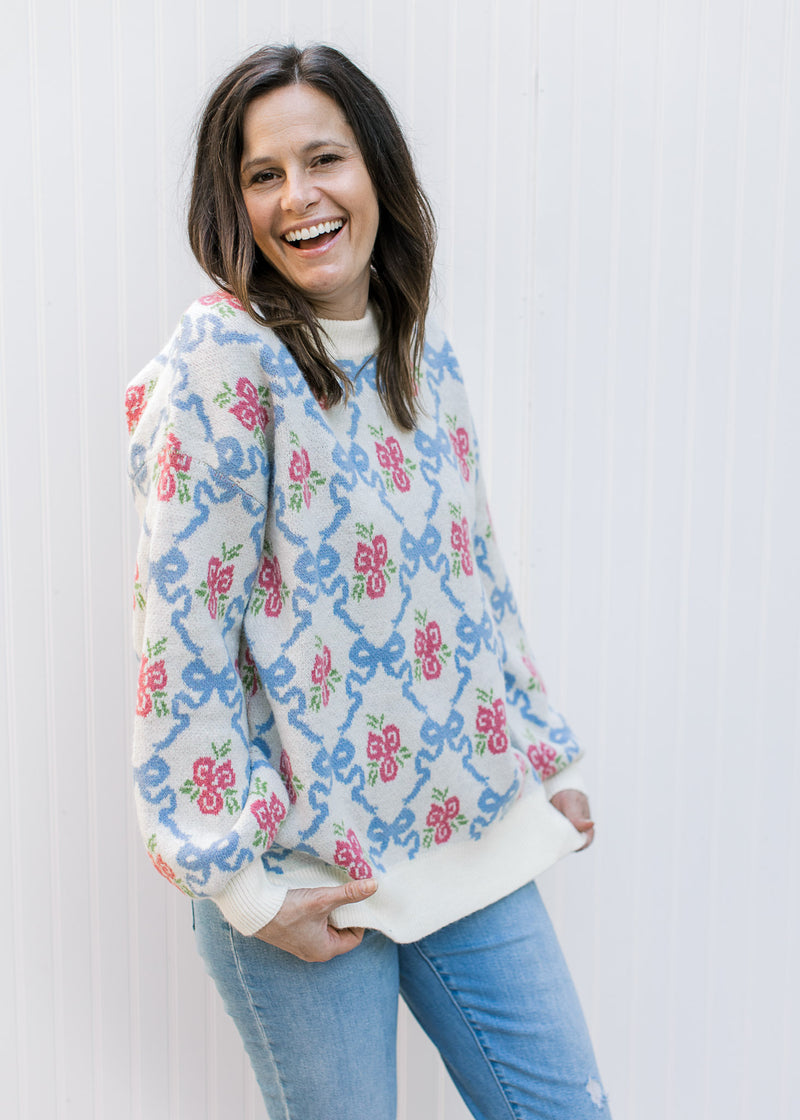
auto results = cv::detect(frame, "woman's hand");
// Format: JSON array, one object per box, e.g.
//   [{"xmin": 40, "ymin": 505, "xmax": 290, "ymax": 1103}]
[
  {"xmin": 253, "ymin": 879, "xmax": 378, "ymax": 962},
  {"xmin": 550, "ymin": 789, "xmax": 595, "ymax": 851}
]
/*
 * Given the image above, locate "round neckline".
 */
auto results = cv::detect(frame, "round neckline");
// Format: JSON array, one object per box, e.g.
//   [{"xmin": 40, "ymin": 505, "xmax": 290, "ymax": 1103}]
[{"xmin": 317, "ymin": 304, "xmax": 380, "ymax": 362}]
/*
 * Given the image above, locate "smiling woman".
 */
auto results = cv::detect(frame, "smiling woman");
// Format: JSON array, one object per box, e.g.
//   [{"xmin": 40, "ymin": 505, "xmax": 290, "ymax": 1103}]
[
  {"xmin": 188, "ymin": 44, "xmax": 435, "ymax": 431},
  {"xmin": 239, "ymin": 84, "xmax": 380, "ymax": 320},
  {"xmin": 127, "ymin": 42, "xmax": 609, "ymax": 1120}
]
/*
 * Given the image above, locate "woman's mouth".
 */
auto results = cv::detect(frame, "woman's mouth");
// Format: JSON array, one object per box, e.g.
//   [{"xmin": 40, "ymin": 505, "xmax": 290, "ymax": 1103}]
[{"xmin": 283, "ymin": 219, "xmax": 345, "ymax": 250}]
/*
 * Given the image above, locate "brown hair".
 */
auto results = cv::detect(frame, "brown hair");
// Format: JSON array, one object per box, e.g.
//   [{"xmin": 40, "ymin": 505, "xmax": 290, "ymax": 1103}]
[{"xmin": 188, "ymin": 44, "xmax": 436, "ymax": 430}]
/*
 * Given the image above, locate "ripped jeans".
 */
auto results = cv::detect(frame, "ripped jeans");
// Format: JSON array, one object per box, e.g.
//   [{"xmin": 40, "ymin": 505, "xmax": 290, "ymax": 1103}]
[{"xmin": 192, "ymin": 880, "xmax": 611, "ymax": 1120}]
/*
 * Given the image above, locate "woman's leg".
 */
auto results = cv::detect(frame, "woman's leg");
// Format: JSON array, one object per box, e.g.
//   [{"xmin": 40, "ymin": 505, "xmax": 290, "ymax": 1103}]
[
  {"xmin": 192, "ymin": 901, "xmax": 400, "ymax": 1120},
  {"xmin": 398, "ymin": 881, "xmax": 610, "ymax": 1120}
]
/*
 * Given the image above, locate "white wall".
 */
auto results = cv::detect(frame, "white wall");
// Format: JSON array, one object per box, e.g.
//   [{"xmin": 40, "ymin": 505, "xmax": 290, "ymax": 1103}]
[{"xmin": 2, "ymin": 1, "xmax": 799, "ymax": 1118}]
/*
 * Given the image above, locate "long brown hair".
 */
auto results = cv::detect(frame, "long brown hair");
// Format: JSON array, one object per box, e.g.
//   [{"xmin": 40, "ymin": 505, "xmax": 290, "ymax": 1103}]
[{"xmin": 188, "ymin": 44, "xmax": 436, "ymax": 431}]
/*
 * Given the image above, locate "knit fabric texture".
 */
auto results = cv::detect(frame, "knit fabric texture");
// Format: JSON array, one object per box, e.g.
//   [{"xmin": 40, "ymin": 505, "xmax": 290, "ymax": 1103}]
[{"xmin": 126, "ymin": 292, "xmax": 586, "ymax": 940}]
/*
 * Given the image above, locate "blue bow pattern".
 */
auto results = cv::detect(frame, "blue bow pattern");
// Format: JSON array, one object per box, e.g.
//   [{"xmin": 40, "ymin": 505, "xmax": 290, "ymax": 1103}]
[{"xmin": 127, "ymin": 298, "xmax": 584, "ymax": 913}]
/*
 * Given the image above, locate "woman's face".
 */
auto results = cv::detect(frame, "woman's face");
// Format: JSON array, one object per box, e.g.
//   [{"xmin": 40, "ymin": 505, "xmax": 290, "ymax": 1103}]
[{"xmin": 240, "ymin": 83, "xmax": 380, "ymax": 321}]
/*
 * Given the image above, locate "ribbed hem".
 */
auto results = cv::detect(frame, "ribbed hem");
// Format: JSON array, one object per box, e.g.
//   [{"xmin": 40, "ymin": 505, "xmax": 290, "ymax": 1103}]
[
  {"xmin": 325, "ymin": 789, "xmax": 586, "ymax": 941},
  {"xmin": 212, "ymin": 785, "xmax": 586, "ymax": 943},
  {"xmin": 318, "ymin": 305, "xmax": 380, "ymax": 361},
  {"xmin": 212, "ymin": 857, "xmax": 288, "ymax": 935}
]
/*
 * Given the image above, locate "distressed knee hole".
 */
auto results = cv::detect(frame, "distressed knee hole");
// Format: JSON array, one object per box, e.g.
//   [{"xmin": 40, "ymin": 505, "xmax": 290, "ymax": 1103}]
[{"xmin": 586, "ymin": 1076, "xmax": 607, "ymax": 1109}]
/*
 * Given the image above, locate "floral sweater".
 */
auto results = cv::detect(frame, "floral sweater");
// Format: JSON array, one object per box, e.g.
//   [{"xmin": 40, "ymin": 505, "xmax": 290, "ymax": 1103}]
[{"xmin": 126, "ymin": 292, "xmax": 587, "ymax": 941}]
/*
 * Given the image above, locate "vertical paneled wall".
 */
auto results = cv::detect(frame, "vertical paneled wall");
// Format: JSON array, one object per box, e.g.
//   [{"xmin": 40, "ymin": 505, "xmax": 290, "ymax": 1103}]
[{"xmin": 1, "ymin": 1, "xmax": 798, "ymax": 1118}]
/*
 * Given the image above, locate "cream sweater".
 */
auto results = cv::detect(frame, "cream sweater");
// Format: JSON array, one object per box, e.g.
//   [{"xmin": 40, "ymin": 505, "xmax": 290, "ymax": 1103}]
[{"xmin": 126, "ymin": 293, "xmax": 586, "ymax": 940}]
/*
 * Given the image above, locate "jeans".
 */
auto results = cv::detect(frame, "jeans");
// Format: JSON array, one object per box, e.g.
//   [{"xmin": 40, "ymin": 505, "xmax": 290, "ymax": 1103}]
[{"xmin": 192, "ymin": 881, "xmax": 610, "ymax": 1120}]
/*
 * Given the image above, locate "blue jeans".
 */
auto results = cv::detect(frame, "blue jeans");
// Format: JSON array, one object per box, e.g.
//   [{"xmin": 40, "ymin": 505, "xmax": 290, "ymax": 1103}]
[{"xmin": 192, "ymin": 881, "xmax": 610, "ymax": 1120}]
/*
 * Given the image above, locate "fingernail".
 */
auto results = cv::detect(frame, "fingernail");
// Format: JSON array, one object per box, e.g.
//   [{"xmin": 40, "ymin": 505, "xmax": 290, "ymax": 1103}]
[{"xmin": 361, "ymin": 878, "xmax": 377, "ymax": 891}]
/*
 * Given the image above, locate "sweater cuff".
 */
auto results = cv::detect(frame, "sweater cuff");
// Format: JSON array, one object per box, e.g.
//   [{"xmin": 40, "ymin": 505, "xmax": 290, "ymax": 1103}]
[
  {"xmin": 211, "ymin": 857, "xmax": 288, "ymax": 935},
  {"xmin": 544, "ymin": 758, "xmax": 588, "ymax": 799}
]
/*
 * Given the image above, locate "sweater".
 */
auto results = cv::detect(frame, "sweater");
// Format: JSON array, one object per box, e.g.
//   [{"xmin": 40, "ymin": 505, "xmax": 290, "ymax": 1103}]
[{"xmin": 126, "ymin": 291, "xmax": 587, "ymax": 942}]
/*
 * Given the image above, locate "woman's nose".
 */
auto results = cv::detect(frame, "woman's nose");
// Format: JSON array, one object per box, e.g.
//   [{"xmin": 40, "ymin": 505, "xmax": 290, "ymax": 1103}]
[{"xmin": 280, "ymin": 170, "xmax": 319, "ymax": 213}]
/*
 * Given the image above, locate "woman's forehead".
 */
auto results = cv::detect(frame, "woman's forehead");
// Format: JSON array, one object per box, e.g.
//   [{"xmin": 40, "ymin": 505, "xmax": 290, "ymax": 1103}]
[{"xmin": 242, "ymin": 85, "xmax": 356, "ymax": 158}]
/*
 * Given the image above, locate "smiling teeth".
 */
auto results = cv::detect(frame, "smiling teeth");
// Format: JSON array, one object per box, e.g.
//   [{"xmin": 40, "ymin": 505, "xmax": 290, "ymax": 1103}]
[{"xmin": 285, "ymin": 220, "xmax": 344, "ymax": 243}]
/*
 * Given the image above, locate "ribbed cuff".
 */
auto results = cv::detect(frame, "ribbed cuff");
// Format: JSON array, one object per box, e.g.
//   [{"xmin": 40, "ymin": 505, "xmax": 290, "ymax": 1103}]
[
  {"xmin": 544, "ymin": 758, "xmax": 588, "ymax": 799},
  {"xmin": 211, "ymin": 857, "xmax": 288, "ymax": 935}
]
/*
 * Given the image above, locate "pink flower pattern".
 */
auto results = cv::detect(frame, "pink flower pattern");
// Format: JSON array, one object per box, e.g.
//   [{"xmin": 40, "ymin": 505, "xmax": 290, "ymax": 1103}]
[
  {"xmin": 237, "ymin": 645, "xmax": 260, "ymax": 697},
  {"xmin": 476, "ymin": 697, "xmax": 509, "ymax": 754},
  {"xmin": 125, "ymin": 384, "xmax": 146, "ymax": 433},
  {"xmin": 528, "ymin": 741, "xmax": 558, "ymax": 778},
  {"xmin": 287, "ymin": 433, "xmax": 326, "ymax": 510},
  {"xmin": 426, "ymin": 795, "xmax": 463, "ymax": 845},
  {"xmin": 230, "ymin": 377, "xmax": 269, "ymax": 433},
  {"xmin": 156, "ymin": 433, "xmax": 192, "ymax": 502},
  {"xmin": 523, "ymin": 654, "xmax": 547, "ymax": 694},
  {"xmin": 450, "ymin": 517, "xmax": 473, "ymax": 576},
  {"xmin": 205, "ymin": 555, "xmax": 234, "ymax": 619},
  {"xmin": 256, "ymin": 554, "xmax": 285, "ymax": 616},
  {"xmin": 137, "ymin": 656, "xmax": 167, "ymax": 717},
  {"xmin": 414, "ymin": 619, "xmax": 444, "ymax": 681},
  {"xmin": 250, "ymin": 793, "xmax": 286, "ymax": 846},
  {"xmin": 312, "ymin": 645, "xmax": 333, "ymax": 707},
  {"xmin": 145, "ymin": 835, "xmax": 192, "ymax": 896},
  {"xmin": 375, "ymin": 435, "xmax": 411, "ymax": 492},
  {"xmin": 191, "ymin": 756, "xmax": 236, "ymax": 815},
  {"xmin": 367, "ymin": 722, "xmax": 403, "ymax": 783},
  {"xmin": 354, "ymin": 533, "xmax": 391, "ymax": 599},
  {"xmin": 198, "ymin": 290, "xmax": 244, "ymax": 310},
  {"xmin": 280, "ymin": 750, "xmax": 298, "ymax": 805},
  {"xmin": 333, "ymin": 829, "xmax": 373, "ymax": 880},
  {"xmin": 449, "ymin": 426, "xmax": 471, "ymax": 481},
  {"xmin": 149, "ymin": 849, "xmax": 177, "ymax": 883},
  {"xmin": 289, "ymin": 446, "xmax": 312, "ymax": 506}
]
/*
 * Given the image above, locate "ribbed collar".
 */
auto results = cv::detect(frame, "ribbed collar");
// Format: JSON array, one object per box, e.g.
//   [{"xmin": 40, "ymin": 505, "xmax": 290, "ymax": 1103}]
[{"xmin": 318, "ymin": 304, "xmax": 380, "ymax": 362}]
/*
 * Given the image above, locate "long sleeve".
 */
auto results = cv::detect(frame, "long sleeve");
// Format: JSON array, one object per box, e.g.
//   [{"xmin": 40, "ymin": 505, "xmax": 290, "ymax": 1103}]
[
  {"xmin": 444, "ymin": 397, "xmax": 585, "ymax": 791},
  {"xmin": 128, "ymin": 306, "xmax": 290, "ymax": 934}
]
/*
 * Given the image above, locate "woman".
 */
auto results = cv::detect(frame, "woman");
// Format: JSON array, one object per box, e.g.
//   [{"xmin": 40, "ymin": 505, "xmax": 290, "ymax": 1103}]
[{"xmin": 127, "ymin": 43, "xmax": 610, "ymax": 1120}]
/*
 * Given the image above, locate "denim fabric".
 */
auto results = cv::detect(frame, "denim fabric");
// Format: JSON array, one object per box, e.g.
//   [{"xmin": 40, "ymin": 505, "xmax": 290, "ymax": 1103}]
[{"xmin": 192, "ymin": 881, "xmax": 610, "ymax": 1120}]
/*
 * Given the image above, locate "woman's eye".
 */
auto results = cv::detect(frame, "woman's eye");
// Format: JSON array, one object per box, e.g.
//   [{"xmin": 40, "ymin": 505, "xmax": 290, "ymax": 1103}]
[
  {"xmin": 315, "ymin": 153, "xmax": 341, "ymax": 167},
  {"xmin": 252, "ymin": 169, "xmax": 278, "ymax": 184}
]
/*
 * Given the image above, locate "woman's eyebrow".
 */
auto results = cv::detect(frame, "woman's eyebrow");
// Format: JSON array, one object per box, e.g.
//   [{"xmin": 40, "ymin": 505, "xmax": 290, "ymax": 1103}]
[{"xmin": 241, "ymin": 140, "xmax": 351, "ymax": 174}]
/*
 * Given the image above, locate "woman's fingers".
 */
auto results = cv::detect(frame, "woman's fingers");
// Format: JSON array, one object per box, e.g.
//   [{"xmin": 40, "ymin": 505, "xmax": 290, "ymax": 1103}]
[
  {"xmin": 550, "ymin": 789, "xmax": 596, "ymax": 850},
  {"xmin": 570, "ymin": 812, "xmax": 595, "ymax": 851},
  {"xmin": 324, "ymin": 924, "xmax": 366, "ymax": 957},
  {"xmin": 253, "ymin": 880, "xmax": 378, "ymax": 962},
  {"xmin": 316, "ymin": 877, "xmax": 378, "ymax": 914}
]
